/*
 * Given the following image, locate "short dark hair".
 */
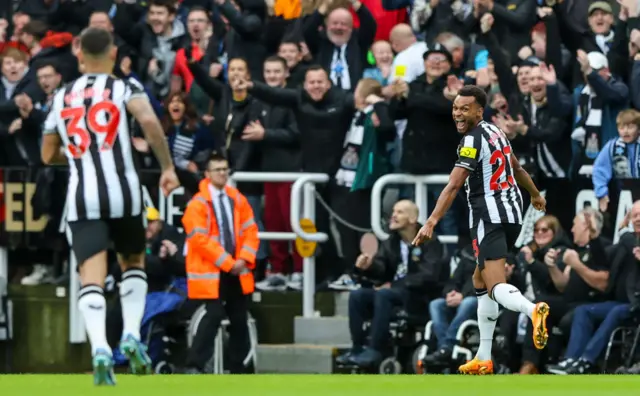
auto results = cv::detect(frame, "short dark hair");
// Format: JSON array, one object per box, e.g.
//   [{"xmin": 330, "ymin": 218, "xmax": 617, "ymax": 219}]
[
  {"xmin": 458, "ymin": 85, "xmax": 487, "ymax": 109},
  {"xmin": 36, "ymin": 61, "xmax": 61, "ymax": 74},
  {"xmin": 187, "ymin": 5, "xmax": 210, "ymax": 18},
  {"xmin": 208, "ymin": 152, "xmax": 228, "ymax": 163},
  {"xmin": 305, "ymin": 64, "xmax": 327, "ymax": 77},
  {"xmin": 80, "ymin": 27, "xmax": 114, "ymax": 57},
  {"xmin": 22, "ymin": 20, "xmax": 48, "ymax": 41},
  {"xmin": 279, "ymin": 39, "xmax": 301, "ymax": 52},
  {"xmin": 264, "ymin": 55, "xmax": 287, "ymax": 69},
  {"xmin": 149, "ymin": 0, "xmax": 177, "ymax": 14}
]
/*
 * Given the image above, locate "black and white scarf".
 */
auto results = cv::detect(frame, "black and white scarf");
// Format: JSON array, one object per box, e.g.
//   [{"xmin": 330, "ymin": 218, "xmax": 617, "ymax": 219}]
[
  {"xmin": 571, "ymin": 85, "xmax": 603, "ymax": 165},
  {"xmin": 595, "ymin": 31, "xmax": 615, "ymax": 55},
  {"xmin": 611, "ymin": 137, "xmax": 640, "ymax": 178},
  {"xmin": 335, "ymin": 105, "xmax": 373, "ymax": 188}
]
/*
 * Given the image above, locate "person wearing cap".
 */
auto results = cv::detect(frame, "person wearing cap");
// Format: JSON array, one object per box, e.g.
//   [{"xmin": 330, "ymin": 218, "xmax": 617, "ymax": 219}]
[
  {"xmin": 569, "ymin": 49, "xmax": 629, "ymax": 178},
  {"xmin": 389, "ymin": 43, "xmax": 461, "ymax": 242},
  {"xmin": 143, "ymin": 207, "xmax": 186, "ymax": 286}
]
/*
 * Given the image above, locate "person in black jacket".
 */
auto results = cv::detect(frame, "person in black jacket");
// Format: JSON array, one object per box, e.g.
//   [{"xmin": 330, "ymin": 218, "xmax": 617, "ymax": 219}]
[
  {"xmin": 389, "ymin": 45, "xmax": 461, "ymax": 240},
  {"xmin": 335, "ymin": 200, "xmax": 445, "ymax": 368},
  {"xmin": 235, "ymin": 65, "xmax": 356, "ymax": 278},
  {"xmin": 516, "ymin": 215, "xmax": 571, "ymax": 374},
  {"xmin": 547, "ymin": 201, "xmax": 640, "ymax": 375},
  {"xmin": 212, "ymin": 0, "xmax": 268, "ymax": 82},
  {"xmin": 186, "ymin": 49, "xmax": 269, "ymax": 262},
  {"xmin": 302, "ymin": 0, "xmax": 377, "ymax": 92},
  {"xmin": 422, "ymin": 243, "xmax": 477, "ymax": 366},
  {"xmin": 244, "ymin": 56, "xmax": 303, "ymax": 289}
]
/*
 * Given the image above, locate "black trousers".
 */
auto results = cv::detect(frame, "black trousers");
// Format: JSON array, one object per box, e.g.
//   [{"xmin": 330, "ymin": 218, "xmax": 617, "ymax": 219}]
[
  {"xmin": 521, "ymin": 295, "xmax": 576, "ymax": 367},
  {"xmin": 186, "ymin": 294, "xmax": 251, "ymax": 373}
]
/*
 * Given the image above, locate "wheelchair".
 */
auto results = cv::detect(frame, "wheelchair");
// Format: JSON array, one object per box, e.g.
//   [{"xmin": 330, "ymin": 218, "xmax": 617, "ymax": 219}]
[
  {"xmin": 414, "ymin": 319, "xmax": 480, "ymax": 374},
  {"xmin": 185, "ymin": 304, "xmax": 259, "ymax": 374},
  {"xmin": 335, "ymin": 307, "xmax": 427, "ymax": 374},
  {"xmin": 604, "ymin": 318, "xmax": 640, "ymax": 373}
]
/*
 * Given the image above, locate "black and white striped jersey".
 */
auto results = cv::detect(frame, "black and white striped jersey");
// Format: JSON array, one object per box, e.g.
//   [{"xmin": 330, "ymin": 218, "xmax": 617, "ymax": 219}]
[
  {"xmin": 43, "ymin": 73, "xmax": 148, "ymax": 222},
  {"xmin": 455, "ymin": 120, "xmax": 524, "ymax": 228}
]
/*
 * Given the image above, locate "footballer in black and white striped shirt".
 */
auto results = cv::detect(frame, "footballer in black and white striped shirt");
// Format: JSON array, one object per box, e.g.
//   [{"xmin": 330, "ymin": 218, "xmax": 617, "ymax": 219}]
[
  {"xmin": 412, "ymin": 85, "xmax": 549, "ymax": 375},
  {"xmin": 40, "ymin": 27, "xmax": 179, "ymax": 386}
]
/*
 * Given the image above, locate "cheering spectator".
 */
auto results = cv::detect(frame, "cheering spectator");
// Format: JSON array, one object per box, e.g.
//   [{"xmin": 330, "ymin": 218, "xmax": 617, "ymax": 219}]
[
  {"xmin": 517, "ymin": 215, "xmax": 571, "ymax": 374},
  {"xmin": 570, "ymin": 50, "xmax": 629, "ymax": 178},
  {"xmin": 547, "ymin": 202, "xmax": 640, "ymax": 375},
  {"xmin": 389, "ymin": 44, "xmax": 460, "ymax": 239},
  {"xmin": 303, "ymin": 0, "xmax": 377, "ymax": 91},
  {"xmin": 279, "ymin": 39, "xmax": 310, "ymax": 87},
  {"xmin": 593, "ymin": 109, "xmax": 640, "ymax": 212},
  {"xmin": 388, "ymin": 23, "xmax": 427, "ymax": 86},
  {"xmin": 115, "ymin": 0, "xmax": 187, "ymax": 98},
  {"xmin": 363, "ymin": 40, "xmax": 394, "ymax": 86},
  {"xmin": 213, "ymin": 0, "xmax": 268, "ymax": 81},
  {"xmin": 247, "ymin": 56, "xmax": 302, "ymax": 291}
]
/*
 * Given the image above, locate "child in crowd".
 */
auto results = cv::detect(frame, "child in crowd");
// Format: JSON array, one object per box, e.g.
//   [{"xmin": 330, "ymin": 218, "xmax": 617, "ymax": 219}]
[{"xmin": 592, "ymin": 109, "xmax": 640, "ymax": 212}]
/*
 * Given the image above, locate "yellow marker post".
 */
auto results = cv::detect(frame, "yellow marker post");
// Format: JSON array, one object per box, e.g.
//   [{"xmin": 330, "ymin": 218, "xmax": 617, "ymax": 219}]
[{"xmin": 295, "ymin": 218, "xmax": 318, "ymax": 258}]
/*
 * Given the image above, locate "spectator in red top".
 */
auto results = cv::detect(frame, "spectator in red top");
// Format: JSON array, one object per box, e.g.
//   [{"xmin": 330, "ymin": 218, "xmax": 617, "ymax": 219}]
[
  {"xmin": 353, "ymin": 0, "xmax": 407, "ymax": 41},
  {"xmin": 173, "ymin": 6, "xmax": 222, "ymax": 92}
]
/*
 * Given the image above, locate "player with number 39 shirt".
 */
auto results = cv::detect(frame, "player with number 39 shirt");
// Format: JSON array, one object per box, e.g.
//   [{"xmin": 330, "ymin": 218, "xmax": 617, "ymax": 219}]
[
  {"xmin": 412, "ymin": 86, "xmax": 549, "ymax": 375},
  {"xmin": 41, "ymin": 27, "xmax": 179, "ymax": 386}
]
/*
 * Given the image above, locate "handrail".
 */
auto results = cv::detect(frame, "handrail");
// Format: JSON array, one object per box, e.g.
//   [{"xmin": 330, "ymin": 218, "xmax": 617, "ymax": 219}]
[
  {"xmin": 230, "ymin": 172, "xmax": 328, "ymax": 242},
  {"xmin": 371, "ymin": 174, "xmax": 458, "ymax": 244},
  {"xmin": 290, "ymin": 175, "xmax": 330, "ymax": 242}
]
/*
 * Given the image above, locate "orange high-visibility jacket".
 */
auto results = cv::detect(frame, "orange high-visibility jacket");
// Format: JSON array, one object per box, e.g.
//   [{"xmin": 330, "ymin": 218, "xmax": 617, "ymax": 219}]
[{"xmin": 182, "ymin": 179, "xmax": 259, "ymax": 299}]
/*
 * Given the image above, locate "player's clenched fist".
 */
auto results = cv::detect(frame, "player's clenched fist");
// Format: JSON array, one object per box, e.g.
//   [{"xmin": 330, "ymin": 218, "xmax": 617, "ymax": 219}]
[
  {"xmin": 531, "ymin": 194, "xmax": 546, "ymax": 212},
  {"xmin": 160, "ymin": 168, "xmax": 180, "ymax": 196}
]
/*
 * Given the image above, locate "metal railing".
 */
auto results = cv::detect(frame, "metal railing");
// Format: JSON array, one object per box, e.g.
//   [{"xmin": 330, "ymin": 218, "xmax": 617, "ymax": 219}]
[{"xmin": 370, "ymin": 174, "xmax": 459, "ymax": 244}]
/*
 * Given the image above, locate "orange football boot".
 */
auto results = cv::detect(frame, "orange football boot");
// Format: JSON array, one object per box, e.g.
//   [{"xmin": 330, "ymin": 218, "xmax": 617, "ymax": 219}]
[
  {"xmin": 458, "ymin": 358, "xmax": 493, "ymax": 375},
  {"xmin": 532, "ymin": 302, "xmax": 550, "ymax": 350}
]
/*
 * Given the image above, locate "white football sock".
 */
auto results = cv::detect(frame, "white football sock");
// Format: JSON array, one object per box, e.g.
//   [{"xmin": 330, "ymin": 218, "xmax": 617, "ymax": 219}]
[
  {"xmin": 119, "ymin": 269, "xmax": 148, "ymax": 341},
  {"xmin": 475, "ymin": 289, "xmax": 499, "ymax": 361},
  {"xmin": 78, "ymin": 285, "xmax": 111, "ymax": 356},
  {"xmin": 492, "ymin": 283, "xmax": 535, "ymax": 319}
]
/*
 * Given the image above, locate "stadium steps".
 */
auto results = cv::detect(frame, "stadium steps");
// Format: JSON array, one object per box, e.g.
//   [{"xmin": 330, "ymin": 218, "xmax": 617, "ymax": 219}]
[
  {"xmin": 256, "ymin": 344, "xmax": 349, "ymax": 374},
  {"xmin": 293, "ymin": 315, "xmax": 351, "ymax": 345}
]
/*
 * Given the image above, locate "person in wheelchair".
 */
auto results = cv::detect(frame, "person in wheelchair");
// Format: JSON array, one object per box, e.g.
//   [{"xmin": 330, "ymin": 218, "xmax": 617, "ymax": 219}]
[
  {"xmin": 106, "ymin": 208, "xmax": 189, "ymax": 359},
  {"xmin": 547, "ymin": 202, "xmax": 640, "ymax": 375},
  {"xmin": 336, "ymin": 200, "xmax": 444, "ymax": 368},
  {"xmin": 422, "ymin": 243, "xmax": 477, "ymax": 366}
]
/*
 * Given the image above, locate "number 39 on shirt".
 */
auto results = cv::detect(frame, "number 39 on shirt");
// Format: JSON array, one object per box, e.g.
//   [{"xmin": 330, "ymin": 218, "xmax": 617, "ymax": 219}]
[{"xmin": 61, "ymin": 100, "xmax": 120, "ymax": 158}]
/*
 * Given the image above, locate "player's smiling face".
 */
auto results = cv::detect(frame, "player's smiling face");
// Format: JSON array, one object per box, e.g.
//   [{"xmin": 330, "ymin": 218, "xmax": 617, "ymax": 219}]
[{"xmin": 452, "ymin": 95, "xmax": 482, "ymax": 134}]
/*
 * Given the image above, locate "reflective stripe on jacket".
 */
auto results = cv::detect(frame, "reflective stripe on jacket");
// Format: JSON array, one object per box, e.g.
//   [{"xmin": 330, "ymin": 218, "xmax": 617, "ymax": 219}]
[{"xmin": 182, "ymin": 179, "xmax": 259, "ymax": 299}]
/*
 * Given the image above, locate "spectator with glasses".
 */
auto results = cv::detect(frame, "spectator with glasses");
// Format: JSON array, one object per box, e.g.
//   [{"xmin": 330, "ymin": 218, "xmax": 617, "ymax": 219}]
[{"xmin": 517, "ymin": 215, "xmax": 571, "ymax": 374}]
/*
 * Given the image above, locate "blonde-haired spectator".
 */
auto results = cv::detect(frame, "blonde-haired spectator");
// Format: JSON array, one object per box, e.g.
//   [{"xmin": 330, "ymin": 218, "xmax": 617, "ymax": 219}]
[
  {"xmin": 363, "ymin": 40, "xmax": 393, "ymax": 85},
  {"xmin": 592, "ymin": 108, "xmax": 640, "ymax": 212}
]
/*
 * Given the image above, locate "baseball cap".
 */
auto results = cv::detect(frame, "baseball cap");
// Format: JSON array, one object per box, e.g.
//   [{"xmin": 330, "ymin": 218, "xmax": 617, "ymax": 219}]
[
  {"xmin": 146, "ymin": 207, "xmax": 160, "ymax": 222},
  {"xmin": 588, "ymin": 1, "xmax": 613, "ymax": 15},
  {"xmin": 587, "ymin": 51, "xmax": 609, "ymax": 70},
  {"xmin": 423, "ymin": 43, "xmax": 453, "ymax": 64}
]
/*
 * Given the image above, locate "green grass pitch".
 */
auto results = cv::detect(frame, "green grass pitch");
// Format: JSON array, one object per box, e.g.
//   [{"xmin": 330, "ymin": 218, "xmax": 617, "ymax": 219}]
[{"xmin": 1, "ymin": 374, "xmax": 640, "ymax": 396}]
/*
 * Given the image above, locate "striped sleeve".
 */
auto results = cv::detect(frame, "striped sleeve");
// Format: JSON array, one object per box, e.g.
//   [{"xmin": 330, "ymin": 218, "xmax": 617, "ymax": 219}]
[
  {"xmin": 123, "ymin": 78, "xmax": 148, "ymax": 103},
  {"xmin": 454, "ymin": 132, "xmax": 482, "ymax": 171},
  {"xmin": 42, "ymin": 90, "xmax": 62, "ymax": 135}
]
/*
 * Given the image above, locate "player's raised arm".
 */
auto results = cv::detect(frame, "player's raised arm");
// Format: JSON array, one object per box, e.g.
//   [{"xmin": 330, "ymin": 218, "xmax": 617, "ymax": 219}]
[{"xmin": 510, "ymin": 152, "xmax": 546, "ymax": 211}]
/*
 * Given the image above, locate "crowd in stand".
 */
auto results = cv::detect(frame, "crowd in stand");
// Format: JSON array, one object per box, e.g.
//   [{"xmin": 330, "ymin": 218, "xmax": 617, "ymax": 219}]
[{"xmin": 2, "ymin": 0, "xmax": 640, "ymax": 375}]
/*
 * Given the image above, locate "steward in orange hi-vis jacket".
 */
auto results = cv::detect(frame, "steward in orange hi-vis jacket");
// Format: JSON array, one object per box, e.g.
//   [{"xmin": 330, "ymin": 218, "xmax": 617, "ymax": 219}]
[{"xmin": 182, "ymin": 178, "xmax": 259, "ymax": 300}]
